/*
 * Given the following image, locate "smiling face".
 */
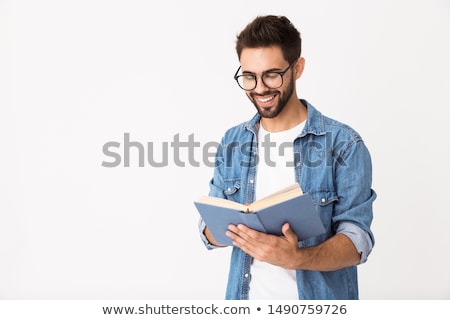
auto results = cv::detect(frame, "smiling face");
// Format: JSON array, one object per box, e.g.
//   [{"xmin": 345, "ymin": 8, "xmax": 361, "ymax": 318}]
[{"xmin": 239, "ymin": 46, "xmax": 300, "ymax": 119}]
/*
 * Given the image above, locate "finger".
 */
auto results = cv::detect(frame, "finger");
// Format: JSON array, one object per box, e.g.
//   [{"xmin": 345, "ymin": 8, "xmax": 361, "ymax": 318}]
[
  {"xmin": 226, "ymin": 224, "xmax": 252, "ymax": 243},
  {"xmin": 235, "ymin": 224, "xmax": 266, "ymax": 242},
  {"xmin": 225, "ymin": 224, "xmax": 240, "ymax": 240},
  {"xmin": 226, "ymin": 224, "xmax": 254, "ymax": 243},
  {"xmin": 226, "ymin": 225, "xmax": 263, "ymax": 254},
  {"xmin": 281, "ymin": 223, "xmax": 298, "ymax": 243}
]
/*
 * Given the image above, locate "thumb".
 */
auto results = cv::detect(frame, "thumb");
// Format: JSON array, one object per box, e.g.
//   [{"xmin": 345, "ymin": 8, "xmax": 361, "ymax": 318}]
[{"xmin": 281, "ymin": 223, "xmax": 298, "ymax": 242}]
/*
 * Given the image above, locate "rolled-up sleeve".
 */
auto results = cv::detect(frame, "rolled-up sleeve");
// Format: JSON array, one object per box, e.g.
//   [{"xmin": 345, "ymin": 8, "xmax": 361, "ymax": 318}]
[{"xmin": 337, "ymin": 222, "xmax": 373, "ymax": 263}]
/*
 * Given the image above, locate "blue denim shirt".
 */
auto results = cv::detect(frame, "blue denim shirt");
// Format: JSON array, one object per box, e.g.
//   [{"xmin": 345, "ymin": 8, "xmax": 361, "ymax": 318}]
[{"xmin": 199, "ymin": 100, "xmax": 376, "ymax": 299}]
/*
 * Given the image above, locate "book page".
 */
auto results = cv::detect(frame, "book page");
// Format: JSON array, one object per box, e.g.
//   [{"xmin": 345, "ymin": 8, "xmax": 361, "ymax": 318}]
[
  {"xmin": 249, "ymin": 183, "xmax": 303, "ymax": 212},
  {"xmin": 195, "ymin": 183, "xmax": 302, "ymax": 213}
]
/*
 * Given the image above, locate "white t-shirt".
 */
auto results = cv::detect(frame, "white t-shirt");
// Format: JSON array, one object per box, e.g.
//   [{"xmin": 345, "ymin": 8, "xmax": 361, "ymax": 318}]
[{"xmin": 249, "ymin": 120, "xmax": 306, "ymax": 300}]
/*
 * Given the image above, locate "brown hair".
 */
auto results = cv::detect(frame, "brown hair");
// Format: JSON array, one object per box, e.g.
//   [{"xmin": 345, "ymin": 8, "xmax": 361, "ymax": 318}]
[{"xmin": 236, "ymin": 15, "xmax": 302, "ymax": 64}]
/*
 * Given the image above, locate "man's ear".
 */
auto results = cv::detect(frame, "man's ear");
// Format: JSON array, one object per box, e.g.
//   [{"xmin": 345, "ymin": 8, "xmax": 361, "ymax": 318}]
[{"xmin": 294, "ymin": 57, "xmax": 306, "ymax": 79}]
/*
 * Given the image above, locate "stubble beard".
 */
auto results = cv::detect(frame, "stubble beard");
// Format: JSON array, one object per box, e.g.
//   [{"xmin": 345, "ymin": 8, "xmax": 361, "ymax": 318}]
[{"xmin": 248, "ymin": 75, "xmax": 295, "ymax": 119}]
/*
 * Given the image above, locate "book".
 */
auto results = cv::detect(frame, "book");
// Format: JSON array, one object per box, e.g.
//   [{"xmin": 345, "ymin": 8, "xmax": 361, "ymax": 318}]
[{"xmin": 194, "ymin": 183, "xmax": 326, "ymax": 246}]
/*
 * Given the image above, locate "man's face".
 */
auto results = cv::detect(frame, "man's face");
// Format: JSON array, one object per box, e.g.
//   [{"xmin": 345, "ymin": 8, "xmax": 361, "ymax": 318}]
[{"xmin": 239, "ymin": 46, "xmax": 296, "ymax": 119}]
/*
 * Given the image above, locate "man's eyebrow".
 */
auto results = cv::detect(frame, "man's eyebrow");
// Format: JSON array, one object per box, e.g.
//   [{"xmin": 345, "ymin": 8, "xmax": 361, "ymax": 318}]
[{"xmin": 241, "ymin": 67, "xmax": 284, "ymax": 74}]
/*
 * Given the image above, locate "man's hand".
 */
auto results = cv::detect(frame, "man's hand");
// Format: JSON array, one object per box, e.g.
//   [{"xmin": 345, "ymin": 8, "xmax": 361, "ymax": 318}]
[
  {"xmin": 226, "ymin": 223, "xmax": 300, "ymax": 269},
  {"xmin": 226, "ymin": 223, "xmax": 361, "ymax": 271}
]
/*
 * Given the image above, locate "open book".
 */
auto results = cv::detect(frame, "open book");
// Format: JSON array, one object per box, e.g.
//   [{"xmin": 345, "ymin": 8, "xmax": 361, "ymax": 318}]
[{"xmin": 195, "ymin": 183, "xmax": 325, "ymax": 246}]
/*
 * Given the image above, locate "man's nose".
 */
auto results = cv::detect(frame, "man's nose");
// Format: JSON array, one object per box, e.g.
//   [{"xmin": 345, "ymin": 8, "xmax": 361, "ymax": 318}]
[{"xmin": 253, "ymin": 76, "xmax": 270, "ymax": 93}]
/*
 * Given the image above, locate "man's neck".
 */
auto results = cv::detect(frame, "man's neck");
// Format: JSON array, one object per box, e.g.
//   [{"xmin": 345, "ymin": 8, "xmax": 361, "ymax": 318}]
[{"xmin": 260, "ymin": 99, "xmax": 307, "ymax": 132}]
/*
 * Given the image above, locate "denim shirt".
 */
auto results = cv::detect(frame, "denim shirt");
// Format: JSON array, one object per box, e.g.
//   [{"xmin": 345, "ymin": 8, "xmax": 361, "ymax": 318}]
[{"xmin": 199, "ymin": 100, "xmax": 376, "ymax": 300}]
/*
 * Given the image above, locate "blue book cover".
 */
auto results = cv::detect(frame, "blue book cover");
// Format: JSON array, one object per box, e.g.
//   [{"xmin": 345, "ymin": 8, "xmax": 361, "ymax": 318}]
[{"xmin": 195, "ymin": 184, "xmax": 325, "ymax": 247}]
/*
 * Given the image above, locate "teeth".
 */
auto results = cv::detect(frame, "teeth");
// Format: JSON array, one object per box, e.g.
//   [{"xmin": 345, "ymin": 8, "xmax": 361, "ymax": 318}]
[{"xmin": 258, "ymin": 96, "xmax": 274, "ymax": 103}]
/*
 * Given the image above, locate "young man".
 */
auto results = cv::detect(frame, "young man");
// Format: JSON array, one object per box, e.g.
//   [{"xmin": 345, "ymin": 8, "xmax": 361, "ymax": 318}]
[{"xmin": 199, "ymin": 15, "xmax": 376, "ymax": 300}]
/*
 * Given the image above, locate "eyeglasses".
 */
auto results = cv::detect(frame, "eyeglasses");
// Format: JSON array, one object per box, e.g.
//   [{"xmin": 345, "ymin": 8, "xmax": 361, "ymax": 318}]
[{"xmin": 233, "ymin": 60, "xmax": 297, "ymax": 91}]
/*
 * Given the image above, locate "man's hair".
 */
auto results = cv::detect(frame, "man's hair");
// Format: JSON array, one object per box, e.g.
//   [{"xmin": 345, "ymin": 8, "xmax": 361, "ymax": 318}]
[{"xmin": 236, "ymin": 15, "xmax": 302, "ymax": 64}]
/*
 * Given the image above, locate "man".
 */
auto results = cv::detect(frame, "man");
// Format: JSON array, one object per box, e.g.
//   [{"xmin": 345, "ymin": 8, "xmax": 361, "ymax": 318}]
[{"xmin": 199, "ymin": 15, "xmax": 376, "ymax": 300}]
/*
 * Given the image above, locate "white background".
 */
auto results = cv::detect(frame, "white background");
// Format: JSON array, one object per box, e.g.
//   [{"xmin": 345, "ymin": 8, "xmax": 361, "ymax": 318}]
[{"xmin": 1, "ymin": 0, "xmax": 449, "ymax": 299}]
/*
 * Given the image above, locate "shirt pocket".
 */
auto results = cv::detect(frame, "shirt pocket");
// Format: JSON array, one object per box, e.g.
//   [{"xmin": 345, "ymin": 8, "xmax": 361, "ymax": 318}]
[
  {"xmin": 309, "ymin": 190, "xmax": 338, "ymax": 207},
  {"xmin": 223, "ymin": 179, "xmax": 241, "ymax": 202}
]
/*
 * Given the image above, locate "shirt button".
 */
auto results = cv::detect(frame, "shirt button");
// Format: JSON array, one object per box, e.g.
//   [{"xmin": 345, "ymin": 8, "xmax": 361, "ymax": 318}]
[
  {"xmin": 227, "ymin": 187, "xmax": 231, "ymax": 191},
  {"xmin": 295, "ymin": 161, "xmax": 301, "ymax": 167},
  {"xmin": 244, "ymin": 273, "xmax": 249, "ymax": 278},
  {"xmin": 249, "ymin": 180, "xmax": 254, "ymax": 184},
  {"xmin": 321, "ymin": 198, "xmax": 326, "ymax": 203}
]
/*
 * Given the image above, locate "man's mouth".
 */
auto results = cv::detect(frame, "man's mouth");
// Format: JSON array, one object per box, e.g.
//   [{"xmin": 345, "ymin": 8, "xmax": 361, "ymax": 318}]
[{"xmin": 257, "ymin": 95, "xmax": 275, "ymax": 103}]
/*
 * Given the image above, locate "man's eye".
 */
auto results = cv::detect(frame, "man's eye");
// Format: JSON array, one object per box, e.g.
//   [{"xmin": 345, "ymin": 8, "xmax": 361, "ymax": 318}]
[{"xmin": 264, "ymin": 73, "xmax": 279, "ymax": 80}]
